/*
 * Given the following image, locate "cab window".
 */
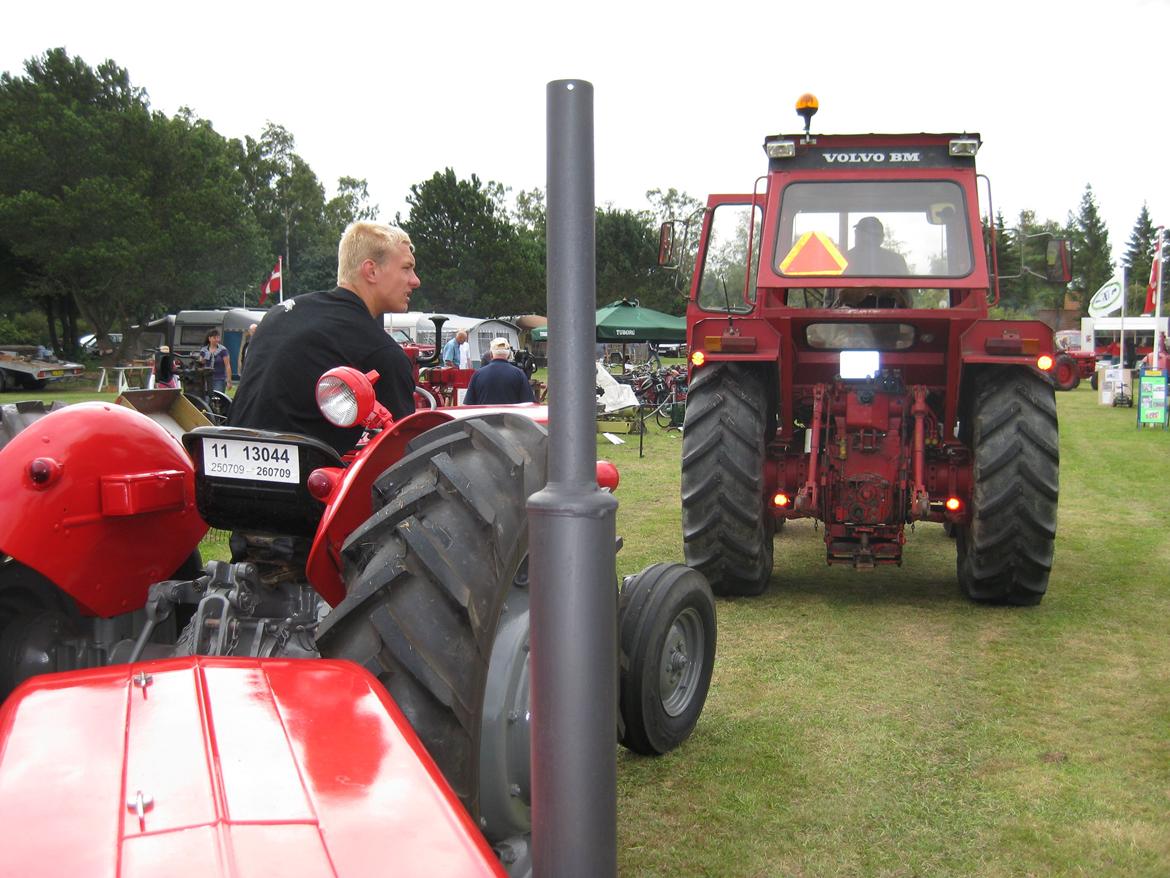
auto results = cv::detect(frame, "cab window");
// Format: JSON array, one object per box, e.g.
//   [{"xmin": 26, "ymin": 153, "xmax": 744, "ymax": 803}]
[
  {"xmin": 775, "ymin": 181, "xmax": 973, "ymax": 279},
  {"xmin": 697, "ymin": 203, "xmax": 762, "ymax": 313}
]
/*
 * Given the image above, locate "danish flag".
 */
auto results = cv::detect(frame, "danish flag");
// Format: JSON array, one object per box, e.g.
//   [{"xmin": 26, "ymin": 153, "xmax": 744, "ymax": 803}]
[
  {"xmin": 1143, "ymin": 228, "xmax": 1162, "ymax": 316},
  {"xmin": 260, "ymin": 257, "xmax": 282, "ymax": 306}
]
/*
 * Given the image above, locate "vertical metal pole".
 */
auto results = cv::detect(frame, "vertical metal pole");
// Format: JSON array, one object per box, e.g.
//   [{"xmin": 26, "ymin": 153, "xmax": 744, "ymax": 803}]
[
  {"xmin": 1155, "ymin": 227, "xmax": 1165, "ymax": 370},
  {"xmin": 529, "ymin": 79, "xmax": 618, "ymax": 878}
]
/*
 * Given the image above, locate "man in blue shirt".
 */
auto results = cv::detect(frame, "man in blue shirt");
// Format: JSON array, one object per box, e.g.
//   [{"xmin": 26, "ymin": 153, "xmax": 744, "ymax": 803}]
[
  {"xmin": 441, "ymin": 330, "xmax": 467, "ymax": 367},
  {"xmin": 464, "ymin": 338, "xmax": 536, "ymax": 405}
]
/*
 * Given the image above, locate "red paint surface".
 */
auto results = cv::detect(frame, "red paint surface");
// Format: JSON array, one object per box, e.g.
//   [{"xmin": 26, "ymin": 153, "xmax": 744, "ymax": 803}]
[
  {"xmin": 0, "ymin": 657, "xmax": 505, "ymax": 877},
  {"xmin": 0, "ymin": 403, "xmax": 207, "ymax": 616}
]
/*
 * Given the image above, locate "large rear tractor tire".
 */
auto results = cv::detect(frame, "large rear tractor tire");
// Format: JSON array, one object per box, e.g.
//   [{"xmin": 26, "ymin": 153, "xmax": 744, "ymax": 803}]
[
  {"xmin": 618, "ymin": 563, "xmax": 716, "ymax": 755},
  {"xmin": 681, "ymin": 362, "xmax": 774, "ymax": 596},
  {"xmin": 957, "ymin": 368, "xmax": 1059, "ymax": 605},
  {"xmin": 315, "ymin": 414, "xmax": 548, "ymax": 856},
  {"xmin": 0, "ymin": 401, "xmax": 67, "ymax": 453},
  {"xmin": 0, "ymin": 561, "xmax": 80, "ymax": 701},
  {"xmin": 1052, "ymin": 355, "xmax": 1080, "ymax": 391}
]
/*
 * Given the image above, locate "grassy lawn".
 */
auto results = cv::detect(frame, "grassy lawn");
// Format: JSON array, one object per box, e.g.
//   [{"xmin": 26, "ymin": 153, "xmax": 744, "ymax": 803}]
[
  {"xmin": 10, "ymin": 378, "xmax": 1169, "ymax": 875},
  {"xmin": 608, "ymin": 387, "xmax": 1170, "ymax": 877}
]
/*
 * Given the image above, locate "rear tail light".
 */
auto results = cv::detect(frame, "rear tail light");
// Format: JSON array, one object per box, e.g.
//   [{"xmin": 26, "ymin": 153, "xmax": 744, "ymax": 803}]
[
  {"xmin": 772, "ymin": 492, "xmax": 790, "ymax": 508},
  {"xmin": 307, "ymin": 468, "xmax": 340, "ymax": 501},
  {"xmin": 945, "ymin": 497, "xmax": 962, "ymax": 512},
  {"xmin": 1036, "ymin": 355, "xmax": 1054, "ymax": 371}
]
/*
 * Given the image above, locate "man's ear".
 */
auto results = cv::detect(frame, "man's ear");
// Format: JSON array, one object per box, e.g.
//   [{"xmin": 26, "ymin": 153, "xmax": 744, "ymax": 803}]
[{"xmin": 360, "ymin": 258, "xmax": 379, "ymax": 283}]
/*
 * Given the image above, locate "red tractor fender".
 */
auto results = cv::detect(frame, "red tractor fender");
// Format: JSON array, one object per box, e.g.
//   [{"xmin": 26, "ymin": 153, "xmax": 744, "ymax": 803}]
[
  {"xmin": 959, "ymin": 318, "xmax": 1056, "ymax": 368},
  {"xmin": 306, "ymin": 405, "xmax": 549, "ymax": 606},
  {"xmin": 0, "ymin": 657, "xmax": 505, "ymax": 877},
  {"xmin": 0, "ymin": 402, "xmax": 207, "ymax": 616}
]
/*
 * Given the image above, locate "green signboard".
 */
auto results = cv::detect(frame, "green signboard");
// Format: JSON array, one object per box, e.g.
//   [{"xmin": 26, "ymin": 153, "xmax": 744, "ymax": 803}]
[{"xmin": 1137, "ymin": 371, "xmax": 1168, "ymax": 428}]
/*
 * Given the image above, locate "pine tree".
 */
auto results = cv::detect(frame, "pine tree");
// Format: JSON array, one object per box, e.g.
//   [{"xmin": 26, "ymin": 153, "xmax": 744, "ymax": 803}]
[
  {"xmin": 1121, "ymin": 204, "xmax": 1157, "ymax": 314},
  {"xmin": 1070, "ymin": 184, "xmax": 1113, "ymax": 316}
]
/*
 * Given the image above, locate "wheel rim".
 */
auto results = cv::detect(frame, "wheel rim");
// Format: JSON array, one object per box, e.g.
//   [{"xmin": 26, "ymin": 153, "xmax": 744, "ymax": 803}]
[{"xmin": 658, "ymin": 606, "xmax": 705, "ymax": 717}]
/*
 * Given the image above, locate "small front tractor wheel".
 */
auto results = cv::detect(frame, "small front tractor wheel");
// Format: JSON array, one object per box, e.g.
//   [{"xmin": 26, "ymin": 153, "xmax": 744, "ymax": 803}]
[
  {"xmin": 1089, "ymin": 370, "xmax": 1099, "ymax": 391},
  {"xmin": 618, "ymin": 563, "xmax": 716, "ymax": 755},
  {"xmin": 315, "ymin": 414, "xmax": 547, "ymax": 855},
  {"xmin": 1052, "ymin": 355, "xmax": 1080, "ymax": 391},
  {"xmin": 957, "ymin": 368, "xmax": 1059, "ymax": 605},
  {"xmin": 681, "ymin": 362, "xmax": 774, "ymax": 596}
]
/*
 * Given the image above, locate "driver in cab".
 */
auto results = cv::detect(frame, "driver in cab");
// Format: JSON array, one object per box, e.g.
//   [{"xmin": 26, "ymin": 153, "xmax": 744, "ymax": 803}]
[{"xmin": 845, "ymin": 216, "xmax": 910, "ymax": 276}]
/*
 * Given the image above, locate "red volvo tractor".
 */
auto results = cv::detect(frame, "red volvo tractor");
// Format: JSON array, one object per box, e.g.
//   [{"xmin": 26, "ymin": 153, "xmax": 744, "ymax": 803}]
[{"xmin": 663, "ymin": 95, "xmax": 1071, "ymax": 606}]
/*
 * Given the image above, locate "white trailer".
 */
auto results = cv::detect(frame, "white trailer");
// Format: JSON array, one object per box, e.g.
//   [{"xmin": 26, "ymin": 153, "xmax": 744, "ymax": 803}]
[{"xmin": 0, "ymin": 347, "xmax": 85, "ymax": 392}]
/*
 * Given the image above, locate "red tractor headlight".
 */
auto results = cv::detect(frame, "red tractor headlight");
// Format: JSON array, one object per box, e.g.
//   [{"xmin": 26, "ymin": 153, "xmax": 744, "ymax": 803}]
[
  {"xmin": 1036, "ymin": 355, "xmax": 1054, "ymax": 371},
  {"xmin": 317, "ymin": 367, "xmax": 378, "ymax": 427}
]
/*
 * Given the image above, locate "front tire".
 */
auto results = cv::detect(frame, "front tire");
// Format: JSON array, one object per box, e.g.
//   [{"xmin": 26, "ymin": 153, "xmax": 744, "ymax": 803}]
[
  {"xmin": 681, "ymin": 363, "xmax": 774, "ymax": 596},
  {"xmin": 618, "ymin": 563, "xmax": 716, "ymax": 755},
  {"xmin": 1052, "ymin": 355, "xmax": 1080, "ymax": 391},
  {"xmin": 956, "ymin": 368, "xmax": 1059, "ymax": 605},
  {"xmin": 315, "ymin": 414, "xmax": 548, "ymax": 845}
]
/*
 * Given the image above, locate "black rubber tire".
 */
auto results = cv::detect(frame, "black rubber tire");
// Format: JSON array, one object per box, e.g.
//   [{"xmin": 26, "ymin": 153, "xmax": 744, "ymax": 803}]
[
  {"xmin": 1089, "ymin": 371, "xmax": 1099, "ymax": 391},
  {"xmin": 653, "ymin": 392, "xmax": 680, "ymax": 429},
  {"xmin": 0, "ymin": 561, "xmax": 78, "ymax": 700},
  {"xmin": 0, "ymin": 401, "xmax": 67, "ymax": 453},
  {"xmin": 1052, "ymin": 355, "xmax": 1079, "ymax": 391},
  {"xmin": 315, "ymin": 414, "xmax": 548, "ymax": 833},
  {"xmin": 618, "ymin": 563, "xmax": 716, "ymax": 755},
  {"xmin": 681, "ymin": 362, "xmax": 774, "ymax": 596},
  {"xmin": 956, "ymin": 368, "xmax": 1059, "ymax": 606}
]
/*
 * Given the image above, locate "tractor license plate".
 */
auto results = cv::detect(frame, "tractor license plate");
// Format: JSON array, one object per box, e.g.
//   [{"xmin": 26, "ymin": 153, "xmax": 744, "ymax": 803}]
[{"xmin": 201, "ymin": 437, "xmax": 300, "ymax": 484}]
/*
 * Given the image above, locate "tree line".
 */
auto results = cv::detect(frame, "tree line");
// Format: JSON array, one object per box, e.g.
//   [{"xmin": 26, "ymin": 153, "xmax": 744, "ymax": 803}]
[
  {"xmin": 0, "ymin": 49, "xmax": 691, "ymax": 359},
  {"xmin": 991, "ymin": 186, "xmax": 1164, "ymax": 320},
  {"xmin": 2, "ymin": 49, "xmax": 1162, "ymax": 360}
]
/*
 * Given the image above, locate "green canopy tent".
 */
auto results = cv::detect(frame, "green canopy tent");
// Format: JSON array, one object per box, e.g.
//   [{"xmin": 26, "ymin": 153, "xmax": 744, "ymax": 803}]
[
  {"xmin": 595, "ymin": 299, "xmax": 685, "ymax": 342},
  {"xmin": 531, "ymin": 299, "xmax": 685, "ymax": 343}
]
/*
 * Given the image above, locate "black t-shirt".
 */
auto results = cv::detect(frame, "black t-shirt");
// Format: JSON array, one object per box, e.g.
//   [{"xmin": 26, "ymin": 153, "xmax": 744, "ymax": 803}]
[
  {"xmin": 228, "ymin": 287, "xmax": 415, "ymax": 453},
  {"xmin": 463, "ymin": 359, "xmax": 536, "ymax": 405}
]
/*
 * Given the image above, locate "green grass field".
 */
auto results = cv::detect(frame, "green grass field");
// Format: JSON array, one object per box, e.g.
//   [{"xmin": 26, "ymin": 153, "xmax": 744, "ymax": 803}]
[
  {"xmin": 11, "ymin": 378, "xmax": 1169, "ymax": 875},
  {"xmin": 608, "ymin": 388, "xmax": 1170, "ymax": 877}
]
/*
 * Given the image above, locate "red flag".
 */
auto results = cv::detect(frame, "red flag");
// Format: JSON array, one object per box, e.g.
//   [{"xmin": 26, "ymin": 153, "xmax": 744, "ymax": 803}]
[
  {"xmin": 1143, "ymin": 230, "xmax": 1161, "ymax": 316},
  {"xmin": 260, "ymin": 257, "xmax": 282, "ymax": 306}
]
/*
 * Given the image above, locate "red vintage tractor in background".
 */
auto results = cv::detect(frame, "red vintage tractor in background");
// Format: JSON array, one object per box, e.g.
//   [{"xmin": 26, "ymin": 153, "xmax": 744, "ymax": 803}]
[
  {"xmin": 661, "ymin": 94, "xmax": 1071, "ymax": 606},
  {"xmin": 0, "ymin": 81, "xmax": 712, "ymax": 878}
]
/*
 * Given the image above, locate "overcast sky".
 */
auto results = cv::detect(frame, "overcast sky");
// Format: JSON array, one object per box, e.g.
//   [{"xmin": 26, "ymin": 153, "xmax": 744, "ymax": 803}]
[{"xmin": 4, "ymin": 0, "xmax": 1168, "ymax": 268}]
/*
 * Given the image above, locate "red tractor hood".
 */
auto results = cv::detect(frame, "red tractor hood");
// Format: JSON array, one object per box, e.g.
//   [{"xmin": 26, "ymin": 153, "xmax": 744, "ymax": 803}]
[{"xmin": 0, "ymin": 657, "xmax": 504, "ymax": 877}]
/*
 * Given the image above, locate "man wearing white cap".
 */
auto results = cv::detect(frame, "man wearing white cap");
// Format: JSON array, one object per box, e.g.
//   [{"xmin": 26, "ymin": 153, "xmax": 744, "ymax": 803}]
[{"xmin": 463, "ymin": 338, "xmax": 536, "ymax": 405}]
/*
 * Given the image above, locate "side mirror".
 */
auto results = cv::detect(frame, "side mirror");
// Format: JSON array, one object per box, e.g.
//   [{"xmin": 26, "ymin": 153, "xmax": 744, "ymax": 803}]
[
  {"xmin": 1045, "ymin": 239, "xmax": 1073, "ymax": 284},
  {"xmin": 658, "ymin": 221, "xmax": 676, "ymax": 267}
]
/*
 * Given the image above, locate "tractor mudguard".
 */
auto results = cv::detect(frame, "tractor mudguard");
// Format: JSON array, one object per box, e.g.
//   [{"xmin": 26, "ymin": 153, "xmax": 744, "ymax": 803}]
[
  {"xmin": 959, "ymin": 318, "xmax": 1057, "ymax": 367},
  {"xmin": 0, "ymin": 402, "xmax": 207, "ymax": 617},
  {"xmin": 305, "ymin": 405, "xmax": 548, "ymax": 606},
  {"xmin": 0, "ymin": 657, "xmax": 505, "ymax": 877}
]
